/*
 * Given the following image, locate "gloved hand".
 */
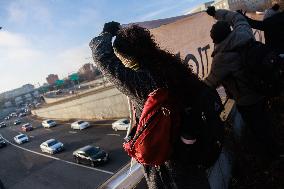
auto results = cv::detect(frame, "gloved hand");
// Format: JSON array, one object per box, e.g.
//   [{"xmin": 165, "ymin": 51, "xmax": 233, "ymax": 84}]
[
  {"xmin": 103, "ymin": 21, "xmax": 121, "ymax": 37},
  {"xmin": 206, "ymin": 6, "xmax": 216, "ymax": 17}
]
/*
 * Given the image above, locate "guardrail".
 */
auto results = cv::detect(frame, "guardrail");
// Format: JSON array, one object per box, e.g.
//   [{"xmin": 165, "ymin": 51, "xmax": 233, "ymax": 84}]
[{"xmin": 98, "ymin": 160, "xmax": 144, "ymax": 189}]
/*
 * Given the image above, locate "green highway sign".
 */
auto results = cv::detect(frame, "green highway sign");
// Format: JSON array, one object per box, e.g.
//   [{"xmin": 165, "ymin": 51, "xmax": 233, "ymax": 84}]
[
  {"xmin": 55, "ymin": 79, "xmax": 64, "ymax": 86},
  {"xmin": 69, "ymin": 73, "xmax": 79, "ymax": 81}
]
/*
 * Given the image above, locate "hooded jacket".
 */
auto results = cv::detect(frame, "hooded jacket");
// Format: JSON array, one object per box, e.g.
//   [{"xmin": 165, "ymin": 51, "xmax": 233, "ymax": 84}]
[{"xmin": 205, "ymin": 10, "xmax": 263, "ymax": 106}]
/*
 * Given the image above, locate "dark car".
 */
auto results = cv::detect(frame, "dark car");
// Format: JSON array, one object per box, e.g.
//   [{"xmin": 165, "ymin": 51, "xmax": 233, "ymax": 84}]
[
  {"xmin": 14, "ymin": 119, "xmax": 21, "ymax": 125},
  {"xmin": 73, "ymin": 145, "xmax": 108, "ymax": 167},
  {"xmin": 0, "ymin": 122, "xmax": 6, "ymax": 128},
  {"xmin": 21, "ymin": 123, "xmax": 33, "ymax": 132},
  {"xmin": 0, "ymin": 136, "xmax": 6, "ymax": 148}
]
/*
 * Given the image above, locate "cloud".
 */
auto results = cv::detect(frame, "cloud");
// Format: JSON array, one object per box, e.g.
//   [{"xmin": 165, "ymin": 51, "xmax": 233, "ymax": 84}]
[
  {"xmin": 0, "ymin": 29, "xmax": 91, "ymax": 92},
  {"xmin": 0, "ymin": 31, "xmax": 43, "ymax": 64},
  {"xmin": 0, "ymin": 31, "xmax": 28, "ymax": 47},
  {"xmin": 54, "ymin": 44, "xmax": 92, "ymax": 78},
  {"xmin": 7, "ymin": 3, "xmax": 27, "ymax": 23},
  {"xmin": 6, "ymin": 0, "xmax": 52, "ymax": 28},
  {"xmin": 136, "ymin": 0, "xmax": 197, "ymax": 21},
  {"xmin": 0, "ymin": 30, "xmax": 46, "ymax": 92}
]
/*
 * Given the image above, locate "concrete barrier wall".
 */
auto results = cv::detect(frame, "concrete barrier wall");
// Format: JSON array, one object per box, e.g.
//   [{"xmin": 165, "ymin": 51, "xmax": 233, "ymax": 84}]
[{"xmin": 32, "ymin": 86, "xmax": 129, "ymax": 120}]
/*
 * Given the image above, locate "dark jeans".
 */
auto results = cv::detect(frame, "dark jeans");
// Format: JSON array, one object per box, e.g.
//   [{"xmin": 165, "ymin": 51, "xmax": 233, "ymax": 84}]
[{"xmin": 237, "ymin": 99, "xmax": 277, "ymax": 157}]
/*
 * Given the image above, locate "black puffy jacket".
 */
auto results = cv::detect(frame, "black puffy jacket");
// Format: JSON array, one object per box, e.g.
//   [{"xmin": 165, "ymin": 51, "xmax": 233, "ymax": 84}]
[{"xmin": 246, "ymin": 12, "xmax": 284, "ymax": 53}]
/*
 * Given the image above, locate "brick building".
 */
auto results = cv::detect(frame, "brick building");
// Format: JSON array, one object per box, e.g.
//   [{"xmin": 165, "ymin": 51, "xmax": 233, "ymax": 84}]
[{"xmin": 46, "ymin": 74, "xmax": 59, "ymax": 85}]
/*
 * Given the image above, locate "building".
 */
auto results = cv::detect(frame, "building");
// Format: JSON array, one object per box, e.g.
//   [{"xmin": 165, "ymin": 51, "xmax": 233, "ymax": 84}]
[
  {"xmin": 46, "ymin": 74, "xmax": 59, "ymax": 85},
  {"xmin": 189, "ymin": 0, "xmax": 283, "ymax": 14},
  {"xmin": 210, "ymin": 0, "xmax": 280, "ymax": 12},
  {"xmin": 189, "ymin": 1, "xmax": 215, "ymax": 13},
  {"xmin": 78, "ymin": 63, "xmax": 96, "ymax": 81},
  {"xmin": 0, "ymin": 84, "xmax": 34, "ymax": 99},
  {"xmin": 239, "ymin": 0, "xmax": 270, "ymax": 11},
  {"xmin": 4, "ymin": 101, "xmax": 12, "ymax": 108}
]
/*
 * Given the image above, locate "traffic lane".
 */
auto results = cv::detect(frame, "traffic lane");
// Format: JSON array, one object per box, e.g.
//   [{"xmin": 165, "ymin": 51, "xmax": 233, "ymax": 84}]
[
  {"xmin": 1, "ymin": 118, "xmax": 130, "ymax": 172},
  {"xmin": 0, "ymin": 143, "xmax": 111, "ymax": 189}
]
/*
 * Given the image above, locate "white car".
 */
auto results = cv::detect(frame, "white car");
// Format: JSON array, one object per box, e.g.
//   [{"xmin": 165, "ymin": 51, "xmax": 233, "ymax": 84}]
[
  {"xmin": 40, "ymin": 139, "xmax": 64, "ymax": 154},
  {"xmin": 71, "ymin": 120, "xmax": 90, "ymax": 130},
  {"xmin": 14, "ymin": 134, "xmax": 29, "ymax": 144},
  {"xmin": 112, "ymin": 119, "xmax": 130, "ymax": 131},
  {"xmin": 42, "ymin": 120, "xmax": 57, "ymax": 128}
]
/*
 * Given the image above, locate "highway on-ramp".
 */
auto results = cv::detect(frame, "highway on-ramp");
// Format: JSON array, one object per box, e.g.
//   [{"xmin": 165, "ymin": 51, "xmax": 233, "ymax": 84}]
[{"xmin": 0, "ymin": 116, "xmax": 130, "ymax": 189}]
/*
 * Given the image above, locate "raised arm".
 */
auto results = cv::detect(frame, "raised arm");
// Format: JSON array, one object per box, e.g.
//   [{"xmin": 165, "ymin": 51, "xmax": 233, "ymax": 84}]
[
  {"xmin": 214, "ymin": 9, "xmax": 254, "ymax": 36},
  {"xmin": 245, "ymin": 16, "xmax": 265, "ymax": 31},
  {"xmin": 89, "ymin": 32, "xmax": 157, "ymax": 99}
]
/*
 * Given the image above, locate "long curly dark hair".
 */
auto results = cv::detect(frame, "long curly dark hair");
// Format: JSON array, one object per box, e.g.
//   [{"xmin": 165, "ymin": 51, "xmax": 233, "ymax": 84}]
[{"xmin": 113, "ymin": 25, "xmax": 205, "ymax": 103}]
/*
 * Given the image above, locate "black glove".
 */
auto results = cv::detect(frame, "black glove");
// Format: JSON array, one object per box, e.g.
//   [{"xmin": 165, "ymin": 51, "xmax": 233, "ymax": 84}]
[
  {"xmin": 206, "ymin": 6, "xmax": 216, "ymax": 17},
  {"xmin": 103, "ymin": 21, "xmax": 120, "ymax": 37}
]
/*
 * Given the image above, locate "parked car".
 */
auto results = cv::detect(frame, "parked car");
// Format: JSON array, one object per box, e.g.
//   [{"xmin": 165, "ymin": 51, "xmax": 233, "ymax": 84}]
[
  {"xmin": 35, "ymin": 103, "xmax": 41, "ymax": 108},
  {"xmin": 14, "ymin": 134, "xmax": 29, "ymax": 144},
  {"xmin": 4, "ymin": 116, "xmax": 10, "ymax": 120},
  {"xmin": 0, "ymin": 136, "xmax": 6, "ymax": 148},
  {"xmin": 71, "ymin": 120, "xmax": 90, "ymax": 130},
  {"xmin": 0, "ymin": 122, "xmax": 6, "ymax": 128},
  {"xmin": 18, "ymin": 113, "xmax": 27, "ymax": 117},
  {"xmin": 40, "ymin": 139, "xmax": 64, "ymax": 154},
  {"xmin": 112, "ymin": 119, "xmax": 130, "ymax": 131},
  {"xmin": 21, "ymin": 123, "xmax": 33, "ymax": 132},
  {"xmin": 10, "ymin": 112, "xmax": 17, "ymax": 117},
  {"xmin": 42, "ymin": 120, "xmax": 57, "ymax": 128},
  {"xmin": 14, "ymin": 119, "xmax": 21, "ymax": 125},
  {"xmin": 73, "ymin": 145, "xmax": 109, "ymax": 167}
]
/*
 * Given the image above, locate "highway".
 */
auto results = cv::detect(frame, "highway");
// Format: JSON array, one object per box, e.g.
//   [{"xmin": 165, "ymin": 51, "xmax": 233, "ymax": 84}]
[{"xmin": 0, "ymin": 115, "xmax": 130, "ymax": 189}]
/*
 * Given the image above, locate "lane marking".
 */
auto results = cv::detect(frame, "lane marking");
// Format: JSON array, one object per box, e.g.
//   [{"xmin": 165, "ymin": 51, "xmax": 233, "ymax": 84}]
[
  {"xmin": 0, "ymin": 135, "xmax": 114, "ymax": 175},
  {"xmin": 69, "ymin": 131, "xmax": 77, "ymax": 134},
  {"xmin": 106, "ymin": 134, "xmax": 121, "ymax": 136},
  {"xmin": 93, "ymin": 123, "xmax": 112, "ymax": 126},
  {"xmin": 65, "ymin": 123, "xmax": 111, "ymax": 126}
]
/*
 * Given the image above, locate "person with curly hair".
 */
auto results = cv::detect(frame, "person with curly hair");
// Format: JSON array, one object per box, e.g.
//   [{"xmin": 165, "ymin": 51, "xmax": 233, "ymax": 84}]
[{"xmin": 90, "ymin": 22, "xmax": 228, "ymax": 188}]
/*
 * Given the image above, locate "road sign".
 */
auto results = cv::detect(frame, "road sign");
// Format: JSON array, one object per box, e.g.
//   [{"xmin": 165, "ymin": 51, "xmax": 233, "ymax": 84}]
[
  {"xmin": 69, "ymin": 73, "xmax": 79, "ymax": 81},
  {"xmin": 55, "ymin": 79, "xmax": 64, "ymax": 86}
]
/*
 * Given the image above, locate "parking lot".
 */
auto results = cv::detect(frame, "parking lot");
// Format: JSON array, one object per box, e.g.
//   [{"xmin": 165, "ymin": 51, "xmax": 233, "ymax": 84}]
[{"xmin": 0, "ymin": 116, "xmax": 130, "ymax": 189}]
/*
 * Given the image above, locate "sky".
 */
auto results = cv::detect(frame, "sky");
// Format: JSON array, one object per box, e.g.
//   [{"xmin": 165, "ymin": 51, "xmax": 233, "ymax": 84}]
[{"xmin": 0, "ymin": 0, "xmax": 206, "ymax": 93}]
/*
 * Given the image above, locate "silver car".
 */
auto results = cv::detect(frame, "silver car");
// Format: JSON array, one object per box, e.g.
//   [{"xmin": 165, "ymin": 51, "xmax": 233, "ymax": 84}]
[
  {"xmin": 71, "ymin": 120, "xmax": 90, "ymax": 130},
  {"xmin": 14, "ymin": 134, "xmax": 29, "ymax": 144},
  {"xmin": 112, "ymin": 119, "xmax": 130, "ymax": 131},
  {"xmin": 40, "ymin": 139, "xmax": 64, "ymax": 154},
  {"xmin": 42, "ymin": 120, "xmax": 57, "ymax": 128}
]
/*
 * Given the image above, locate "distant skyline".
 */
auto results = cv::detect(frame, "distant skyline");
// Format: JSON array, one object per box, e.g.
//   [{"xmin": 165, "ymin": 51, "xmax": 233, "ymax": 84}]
[{"xmin": 0, "ymin": 0, "xmax": 206, "ymax": 93}]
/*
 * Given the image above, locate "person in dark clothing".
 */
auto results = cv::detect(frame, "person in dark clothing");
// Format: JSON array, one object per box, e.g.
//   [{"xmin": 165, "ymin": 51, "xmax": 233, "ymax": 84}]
[
  {"xmin": 204, "ymin": 6, "xmax": 279, "ymax": 158},
  {"xmin": 240, "ymin": 4, "xmax": 284, "ymax": 53},
  {"xmin": 0, "ymin": 179, "xmax": 4, "ymax": 189},
  {"xmin": 90, "ymin": 22, "xmax": 227, "ymax": 188}
]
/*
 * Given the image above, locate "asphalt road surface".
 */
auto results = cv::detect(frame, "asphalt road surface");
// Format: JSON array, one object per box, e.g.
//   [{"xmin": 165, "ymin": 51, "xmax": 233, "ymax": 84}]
[{"xmin": 0, "ymin": 115, "xmax": 130, "ymax": 189}]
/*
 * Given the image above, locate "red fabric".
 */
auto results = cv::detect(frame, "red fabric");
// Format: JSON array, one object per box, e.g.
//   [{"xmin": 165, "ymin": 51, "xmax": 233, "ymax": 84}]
[{"xmin": 123, "ymin": 88, "xmax": 180, "ymax": 166}]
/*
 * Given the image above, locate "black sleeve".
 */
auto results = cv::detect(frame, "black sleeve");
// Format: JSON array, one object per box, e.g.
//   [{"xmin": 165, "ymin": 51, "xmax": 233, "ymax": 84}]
[
  {"xmin": 246, "ymin": 16, "xmax": 265, "ymax": 31},
  {"xmin": 89, "ymin": 32, "xmax": 158, "ymax": 99}
]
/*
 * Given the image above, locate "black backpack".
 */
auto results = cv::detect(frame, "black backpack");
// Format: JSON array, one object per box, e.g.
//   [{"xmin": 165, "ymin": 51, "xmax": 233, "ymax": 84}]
[
  {"xmin": 176, "ymin": 86, "xmax": 225, "ymax": 168},
  {"xmin": 240, "ymin": 40, "xmax": 284, "ymax": 97}
]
